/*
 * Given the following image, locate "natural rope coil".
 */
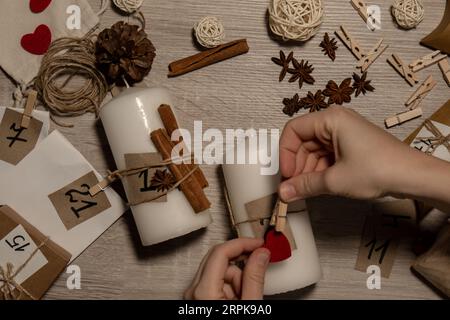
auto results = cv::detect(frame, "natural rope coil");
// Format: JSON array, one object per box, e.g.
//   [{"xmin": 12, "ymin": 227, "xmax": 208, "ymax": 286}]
[
  {"xmin": 268, "ymin": 0, "xmax": 324, "ymax": 42},
  {"xmin": 392, "ymin": 0, "xmax": 424, "ymax": 29},
  {"xmin": 194, "ymin": 16, "xmax": 226, "ymax": 48},
  {"xmin": 34, "ymin": 36, "xmax": 109, "ymax": 126},
  {"xmin": 112, "ymin": 0, "xmax": 144, "ymax": 13}
]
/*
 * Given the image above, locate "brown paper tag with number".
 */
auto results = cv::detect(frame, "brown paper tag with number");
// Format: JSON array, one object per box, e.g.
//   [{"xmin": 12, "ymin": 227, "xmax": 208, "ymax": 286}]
[
  {"xmin": 244, "ymin": 193, "xmax": 297, "ymax": 250},
  {"xmin": 48, "ymin": 171, "xmax": 112, "ymax": 231},
  {"xmin": 355, "ymin": 200, "xmax": 416, "ymax": 278},
  {"xmin": 124, "ymin": 153, "xmax": 167, "ymax": 204},
  {"xmin": 0, "ymin": 108, "xmax": 43, "ymax": 165}
]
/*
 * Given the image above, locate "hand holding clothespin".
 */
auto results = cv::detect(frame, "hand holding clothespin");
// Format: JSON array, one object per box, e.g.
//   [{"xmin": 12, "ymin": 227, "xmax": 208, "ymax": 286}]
[
  {"xmin": 20, "ymin": 90, "xmax": 38, "ymax": 129},
  {"xmin": 405, "ymin": 75, "xmax": 436, "ymax": 110},
  {"xmin": 409, "ymin": 50, "xmax": 447, "ymax": 73},
  {"xmin": 270, "ymin": 198, "xmax": 288, "ymax": 232},
  {"xmin": 387, "ymin": 53, "xmax": 418, "ymax": 86}
]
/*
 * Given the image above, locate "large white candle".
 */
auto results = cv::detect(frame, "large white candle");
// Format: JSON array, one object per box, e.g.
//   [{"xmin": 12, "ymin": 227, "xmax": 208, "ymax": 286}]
[
  {"xmin": 222, "ymin": 136, "xmax": 322, "ymax": 295},
  {"xmin": 99, "ymin": 87, "xmax": 212, "ymax": 246}
]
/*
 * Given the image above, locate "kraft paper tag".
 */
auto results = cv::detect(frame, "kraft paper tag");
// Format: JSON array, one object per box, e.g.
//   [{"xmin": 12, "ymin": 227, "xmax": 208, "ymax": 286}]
[
  {"xmin": 355, "ymin": 200, "xmax": 416, "ymax": 278},
  {"xmin": 245, "ymin": 193, "xmax": 297, "ymax": 250},
  {"xmin": 0, "ymin": 224, "xmax": 48, "ymax": 285},
  {"xmin": 0, "ymin": 108, "xmax": 43, "ymax": 165},
  {"xmin": 48, "ymin": 171, "xmax": 112, "ymax": 231},
  {"xmin": 124, "ymin": 153, "xmax": 167, "ymax": 204}
]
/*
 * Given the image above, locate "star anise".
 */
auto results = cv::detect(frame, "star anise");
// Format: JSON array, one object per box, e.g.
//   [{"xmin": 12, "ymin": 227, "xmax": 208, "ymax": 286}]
[
  {"xmin": 282, "ymin": 93, "xmax": 304, "ymax": 117},
  {"xmin": 150, "ymin": 169, "xmax": 176, "ymax": 192},
  {"xmin": 352, "ymin": 72, "xmax": 375, "ymax": 97},
  {"xmin": 319, "ymin": 33, "xmax": 338, "ymax": 61},
  {"xmin": 288, "ymin": 58, "xmax": 315, "ymax": 89},
  {"xmin": 271, "ymin": 50, "xmax": 293, "ymax": 82},
  {"xmin": 301, "ymin": 90, "xmax": 328, "ymax": 113},
  {"xmin": 323, "ymin": 78, "xmax": 354, "ymax": 105}
]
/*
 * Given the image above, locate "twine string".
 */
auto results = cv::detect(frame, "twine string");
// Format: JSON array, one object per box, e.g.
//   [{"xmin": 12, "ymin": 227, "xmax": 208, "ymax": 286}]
[{"xmin": 415, "ymin": 120, "xmax": 450, "ymax": 155}]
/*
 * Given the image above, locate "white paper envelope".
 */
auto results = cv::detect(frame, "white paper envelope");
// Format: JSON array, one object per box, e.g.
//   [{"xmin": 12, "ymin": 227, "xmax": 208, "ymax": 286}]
[
  {"xmin": 0, "ymin": 130, "xmax": 127, "ymax": 262},
  {"xmin": 0, "ymin": 106, "xmax": 50, "ymax": 172},
  {"xmin": 411, "ymin": 120, "xmax": 450, "ymax": 162}
]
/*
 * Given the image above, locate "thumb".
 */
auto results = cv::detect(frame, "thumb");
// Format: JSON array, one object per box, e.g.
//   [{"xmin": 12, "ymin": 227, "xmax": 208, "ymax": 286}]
[
  {"xmin": 241, "ymin": 248, "xmax": 270, "ymax": 300},
  {"xmin": 279, "ymin": 171, "xmax": 329, "ymax": 201}
]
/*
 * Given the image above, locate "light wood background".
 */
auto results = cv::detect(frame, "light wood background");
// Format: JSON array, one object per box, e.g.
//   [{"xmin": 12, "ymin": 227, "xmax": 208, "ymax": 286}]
[{"xmin": 1, "ymin": 0, "xmax": 448, "ymax": 299}]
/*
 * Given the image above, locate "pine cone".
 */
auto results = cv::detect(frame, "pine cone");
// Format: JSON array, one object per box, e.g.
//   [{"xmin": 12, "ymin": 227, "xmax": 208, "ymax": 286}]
[{"xmin": 96, "ymin": 22, "xmax": 156, "ymax": 85}]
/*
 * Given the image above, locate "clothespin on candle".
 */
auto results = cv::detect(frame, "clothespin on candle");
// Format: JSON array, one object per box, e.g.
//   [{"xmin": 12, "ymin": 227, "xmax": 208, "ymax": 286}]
[
  {"xmin": 387, "ymin": 53, "xmax": 418, "ymax": 87},
  {"xmin": 270, "ymin": 198, "xmax": 288, "ymax": 232},
  {"xmin": 385, "ymin": 107, "xmax": 423, "ymax": 128},
  {"xmin": 20, "ymin": 90, "xmax": 38, "ymax": 129},
  {"xmin": 335, "ymin": 26, "xmax": 363, "ymax": 60},
  {"xmin": 350, "ymin": 0, "xmax": 376, "ymax": 31},
  {"xmin": 264, "ymin": 198, "xmax": 291, "ymax": 263},
  {"xmin": 409, "ymin": 50, "xmax": 447, "ymax": 73},
  {"xmin": 357, "ymin": 38, "xmax": 388, "ymax": 72},
  {"xmin": 405, "ymin": 75, "xmax": 436, "ymax": 110},
  {"xmin": 438, "ymin": 59, "xmax": 450, "ymax": 86}
]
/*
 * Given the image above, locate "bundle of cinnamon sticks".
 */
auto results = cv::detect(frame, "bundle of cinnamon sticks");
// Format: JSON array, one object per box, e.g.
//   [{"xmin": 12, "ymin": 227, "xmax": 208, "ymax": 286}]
[{"xmin": 151, "ymin": 105, "xmax": 210, "ymax": 213}]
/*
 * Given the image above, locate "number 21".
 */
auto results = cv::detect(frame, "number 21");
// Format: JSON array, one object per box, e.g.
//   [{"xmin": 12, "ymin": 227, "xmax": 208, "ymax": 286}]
[{"xmin": 65, "ymin": 184, "xmax": 98, "ymax": 218}]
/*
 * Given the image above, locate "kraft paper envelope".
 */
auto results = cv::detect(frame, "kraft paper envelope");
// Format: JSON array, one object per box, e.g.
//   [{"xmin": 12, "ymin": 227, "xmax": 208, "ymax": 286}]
[
  {"xmin": 0, "ymin": 106, "xmax": 50, "ymax": 171},
  {"xmin": 0, "ymin": 130, "xmax": 127, "ymax": 262}
]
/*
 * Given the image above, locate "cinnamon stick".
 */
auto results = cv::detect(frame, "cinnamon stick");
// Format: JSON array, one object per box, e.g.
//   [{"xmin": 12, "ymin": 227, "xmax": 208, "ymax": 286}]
[
  {"xmin": 151, "ymin": 128, "xmax": 211, "ymax": 213},
  {"xmin": 158, "ymin": 104, "xmax": 208, "ymax": 188},
  {"xmin": 168, "ymin": 39, "xmax": 249, "ymax": 77}
]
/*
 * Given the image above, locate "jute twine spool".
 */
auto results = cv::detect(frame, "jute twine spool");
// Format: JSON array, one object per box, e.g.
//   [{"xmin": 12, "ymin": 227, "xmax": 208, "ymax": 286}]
[
  {"xmin": 194, "ymin": 16, "xmax": 226, "ymax": 48},
  {"xmin": 391, "ymin": 0, "xmax": 424, "ymax": 29},
  {"xmin": 34, "ymin": 36, "xmax": 109, "ymax": 126},
  {"xmin": 268, "ymin": 0, "xmax": 324, "ymax": 42}
]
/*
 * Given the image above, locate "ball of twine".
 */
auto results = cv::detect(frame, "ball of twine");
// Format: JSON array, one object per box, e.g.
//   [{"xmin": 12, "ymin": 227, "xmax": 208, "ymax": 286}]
[
  {"xmin": 268, "ymin": 0, "xmax": 324, "ymax": 42},
  {"xmin": 392, "ymin": 0, "xmax": 424, "ymax": 29},
  {"xmin": 194, "ymin": 16, "xmax": 226, "ymax": 48},
  {"xmin": 34, "ymin": 36, "xmax": 109, "ymax": 125},
  {"xmin": 112, "ymin": 0, "xmax": 144, "ymax": 13}
]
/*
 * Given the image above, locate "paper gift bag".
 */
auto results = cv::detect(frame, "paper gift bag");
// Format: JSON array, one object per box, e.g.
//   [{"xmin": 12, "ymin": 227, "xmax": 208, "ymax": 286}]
[
  {"xmin": 0, "ymin": 130, "xmax": 126, "ymax": 262},
  {"xmin": 0, "ymin": 0, "xmax": 99, "ymax": 85},
  {"xmin": 0, "ymin": 205, "xmax": 71, "ymax": 300},
  {"xmin": 0, "ymin": 106, "xmax": 50, "ymax": 171}
]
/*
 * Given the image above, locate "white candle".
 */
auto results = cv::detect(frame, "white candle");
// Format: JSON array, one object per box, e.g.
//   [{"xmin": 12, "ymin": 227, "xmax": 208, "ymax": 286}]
[
  {"xmin": 222, "ymin": 136, "xmax": 322, "ymax": 295},
  {"xmin": 100, "ymin": 87, "xmax": 212, "ymax": 246}
]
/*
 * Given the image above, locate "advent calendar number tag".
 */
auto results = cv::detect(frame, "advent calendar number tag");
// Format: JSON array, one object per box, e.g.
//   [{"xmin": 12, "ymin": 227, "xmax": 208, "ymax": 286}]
[
  {"xmin": 48, "ymin": 171, "xmax": 111, "ymax": 230},
  {"xmin": 0, "ymin": 108, "xmax": 43, "ymax": 165},
  {"xmin": 0, "ymin": 225, "xmax": 48, "ymax": 285}
]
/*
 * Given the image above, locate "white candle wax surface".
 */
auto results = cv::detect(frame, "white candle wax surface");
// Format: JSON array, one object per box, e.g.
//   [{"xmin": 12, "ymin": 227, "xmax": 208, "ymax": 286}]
[
  {"xmin": 222, "ymin": 137, "xmax": 322, "ymax": 295},
  {"xmin": 100, "ymin": 87, "xmax": 212, "ymax": 246}
]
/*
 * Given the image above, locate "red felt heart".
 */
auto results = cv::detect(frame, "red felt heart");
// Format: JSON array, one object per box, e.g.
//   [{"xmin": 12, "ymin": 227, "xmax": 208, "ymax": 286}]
[
  {"xmin": 263, "ymin": 228, "xmax": 292, "ymax": 263},
  {"xmin": 30, "ymin": 0, "xmax": 52, "ymax": 13},
  {"xmin": 21, "ymin": 25, "xmax": 52, "ymax": 55}
]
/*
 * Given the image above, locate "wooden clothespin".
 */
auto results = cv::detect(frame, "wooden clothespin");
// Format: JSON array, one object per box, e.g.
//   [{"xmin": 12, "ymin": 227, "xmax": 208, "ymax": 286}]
[
  {"xmin": 438, "ymin": 59, "xmax": 450, "ymax": 86},
  {"xmin": 385, "ymin": 107, "xmax": 423, "ymax": 128},
  {"xmin": 409, "ymin": 50, "xmax": 447, "ymax": 73},
  {"xmin": 387, "ymin": 53, "xmax": 418, "ymax": 87},
  {"xmin": 20, "ymin": 90, "xmax": 38, "ymax": 129},
  {"xmin": 350, "ymin": 0, "xmax": 376, "ymax": 31},
  {"xmin": 357, "ymin": 38, "xmax": 388, "ymax": 72},
  {"xmin": 335, "ymin": 26, "xmax": 363, "ymax": 60},
  {"xmin": 89, "ymin": 178, "xmax": 112, "ymax": 197},
  {"xmin": 405, "ymin": 75, "xmax": 436, "ymax": 110},
  {"xmin": 270, "ymin": 198, "xmax": 288, "ymax": 232}
]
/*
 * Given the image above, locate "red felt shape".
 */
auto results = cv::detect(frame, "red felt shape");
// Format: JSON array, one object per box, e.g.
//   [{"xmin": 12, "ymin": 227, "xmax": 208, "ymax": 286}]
[
  {"xmin": 263, "ymin": 228, "xmax": 292, "ymax": 263},
  {"xmin": 21, "ymin": 25, "xmax": 52, "ymax": 55},
  {"xmin": 30, "ymin": 0, "xmax": 52, "ymax": 13}
]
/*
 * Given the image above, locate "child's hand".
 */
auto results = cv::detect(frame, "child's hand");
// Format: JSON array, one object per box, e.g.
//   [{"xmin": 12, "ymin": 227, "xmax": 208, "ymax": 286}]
[{"xmin": 184, "ymin": 238, "xmax": 270, "ymax": 300}]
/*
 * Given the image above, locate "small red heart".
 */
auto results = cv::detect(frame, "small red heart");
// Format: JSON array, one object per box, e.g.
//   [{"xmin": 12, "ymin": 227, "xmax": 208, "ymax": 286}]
[
  {"xmin": 30, "ymin": 0, "xmax": 52, "ymax": 13},
  {"xmin": 21, "ymin": 25, "xmax": 52, "ymax": 55},
  {"xmin": 263, "ymin": 228, "xmax": 292, "ymax": 263}
]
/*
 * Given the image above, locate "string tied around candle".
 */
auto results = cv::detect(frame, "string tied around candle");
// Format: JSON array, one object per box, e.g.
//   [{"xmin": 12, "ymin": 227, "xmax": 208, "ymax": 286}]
[
  {"xmin": 0, "ymin": 238, "xmax": 49, "ymax": 300},
  {"xmin": 268, "ymin": 0, "xmax": 324, "ymax": 42},
  {"xmin": 414, "ymin": 120, "xmax": 450, "ymax": 155},
  {"xmin": 391, "ymin": 0, "xmax": 424, "ymax": 29},
  {"xmin": 194, "ymin": 16, "xmax": 226, "ymax": 48}
]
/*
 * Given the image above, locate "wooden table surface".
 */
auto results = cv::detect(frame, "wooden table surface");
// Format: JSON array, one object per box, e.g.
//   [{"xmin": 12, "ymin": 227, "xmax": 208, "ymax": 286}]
[{"xmin": 1, "ymin": 0, "xmax": 448, "ymax": 300}]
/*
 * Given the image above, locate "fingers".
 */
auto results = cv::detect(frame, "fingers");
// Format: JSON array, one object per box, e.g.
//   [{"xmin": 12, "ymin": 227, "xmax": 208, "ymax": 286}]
[
  {"xmin": 279, "ymin": 170, "xmax": 330, "ymax": 201},
  {"xmin": 241, "ymin": 248, "xmax": 271, "ymax": 300},
  {"xmin": 194, "ymin": 238, "xmax": 264, "ymax": 297}
]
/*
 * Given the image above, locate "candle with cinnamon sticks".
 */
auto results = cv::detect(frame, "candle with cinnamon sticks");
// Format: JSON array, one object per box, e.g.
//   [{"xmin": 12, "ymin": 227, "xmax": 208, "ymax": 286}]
[{"xmin": 99, "ymin": 87, "xmax": 212, "ymax": 246}]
